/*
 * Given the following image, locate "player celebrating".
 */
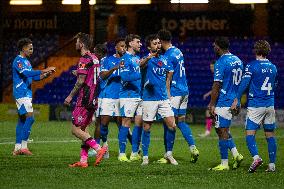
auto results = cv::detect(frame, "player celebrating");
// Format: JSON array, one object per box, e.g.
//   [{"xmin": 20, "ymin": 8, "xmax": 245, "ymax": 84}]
[
  {"xmin": 208, "ymin": 37, "xmax": 244, "ymax": 171},
  {"xmin": 140, "ymin": 34, "xmax": 177, "ymax": 165},
  {"xmin": 157, "ymin": 29, "xmax": 199, "ymax": 163},
  {"xmin": 64, "ymin": 33, "xmax": 107, "ymax": 167},
  {"xmin": 231, "ymin": 40, "xmax": 277, "ymax": 173},
  {"xmin": 12, "ymin": 38, "xmax": 56, "ymax": 155},
  {"xmin": 118, "ymin": 34, "xmax": 142, "ymax": 162}
]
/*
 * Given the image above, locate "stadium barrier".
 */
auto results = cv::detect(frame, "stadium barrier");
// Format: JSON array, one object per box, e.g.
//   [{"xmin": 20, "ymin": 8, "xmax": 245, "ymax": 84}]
[{"xmin": 0, "ymin": 104, "xmax": 49, "ymax": 121}]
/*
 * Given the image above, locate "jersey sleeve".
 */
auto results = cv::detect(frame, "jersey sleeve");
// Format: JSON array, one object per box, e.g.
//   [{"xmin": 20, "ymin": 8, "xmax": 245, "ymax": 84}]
[
  {"xmin": 163, "ymin": 57, "xmax": 173, "ymax": 72},
  {"xmin": 14, "ymin": 60, "xmax": 41, "ymax": 77},
  {"xmin": 213, "ymin": 60, "xmax": 225, "ymax": 82}
]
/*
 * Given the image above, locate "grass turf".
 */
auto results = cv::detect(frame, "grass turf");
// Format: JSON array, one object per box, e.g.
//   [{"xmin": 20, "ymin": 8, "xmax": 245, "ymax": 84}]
[{"xmin": 0, "ymin": 121, "xmax": 283, "ymax": 189}]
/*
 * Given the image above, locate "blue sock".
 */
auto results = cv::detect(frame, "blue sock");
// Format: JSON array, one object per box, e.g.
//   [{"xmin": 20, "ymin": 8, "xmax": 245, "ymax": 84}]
[
  {"xmin": 100, "ymin": 124, "xmax": 108, "ymax": 143},
  {"xmin": 266, "ymin": 137, "xmax": 277, "ymax": 163},
  {"xmin": 177, "ymin": 121, "xmax": 195, "ymax": 146},
  {"xmin": 22, "ymin": 117, "xmax": 34, "ymax": 141},
  {"xmin": 246, "ymin": 135, "xmax": 258, "ymax": 157},
  {"xmin": 227, "ymin": 133, "xmax": 236, "ymax": 150},
  {"xmin": 166, "ymin": 128, "xmax": 176, "ymax": 152},
  {"xmin": 95, "ymin": 138, "xmax": 100, "ymax": 145},
  {"xmin": 142, "ymin": 130, "xmax": 150, "ymax": 156},
  {"xmin": 118, "ymin": 125, "xmax": 129, "ymax": 153},
  {"xmin": 132, "ymin": 126, "xmax": 142, "ymax": 153},
  {"xmin": 219, "ymin": 139, "xmax": 228, "ymax": 159},
  {"xmin": 16, "ymin": 119, "xmax": 24, "ymax": 144},
  {"xmin": 163, "ymin": 122, "xmax": 168, "ymax": 152}
]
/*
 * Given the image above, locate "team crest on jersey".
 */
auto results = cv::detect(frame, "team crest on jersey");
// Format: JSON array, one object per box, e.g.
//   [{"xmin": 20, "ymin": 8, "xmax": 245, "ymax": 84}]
[
  {"xmin": 157, "ymin": 61, "xmax": 163, "ymax": 67},
  {"xmin": 78, "ymin": 116, "xmax": 83, "ymax": 123},
  {"xmin": 17, "ymin": 63, "xmax": 23, "ymax": 69},
  {"xmin": 79, "ymin": 63, "xmax": 86, "ymax": 69}
]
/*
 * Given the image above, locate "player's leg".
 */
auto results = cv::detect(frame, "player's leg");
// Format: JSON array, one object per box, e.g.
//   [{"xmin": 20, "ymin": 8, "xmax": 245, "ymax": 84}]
[
  {"xmin": 174, "ymin": 95, "xmax": 199, "ymax": 163},
  {"xmin": 246, "ymin": 107, "xmax": 264, "ymax": 173},
  {"xmin": 264, "ymin": 107, "xmax": 277, "ymax": 172},
  {"xmin": 118, "ymin": 98, "xmax": 139, "ymax": 162},
  {"xmin": 71, "ymin": 107, "xmax": 107, "ymax": 166},
  {"xmin": 14, "ymin": 98, "xmax": 35, "ymax": 155},
  {"xmin": 131, "ymin": 101, "xmax": 143, "ymax": 158},
  {"xmin": 163, "ymin": 115, "xmax": 178, "ymax": 165},
  {"xmin": 13, "ymin": 115, "xmax": 25, "ymax": 155},
  {"xmin": 141, "ymin": 121, "xmax": 152, "ymax": 165},
  {"xmin": 69, "ymin": 143, "xmax": 89, "ymax": 168}
]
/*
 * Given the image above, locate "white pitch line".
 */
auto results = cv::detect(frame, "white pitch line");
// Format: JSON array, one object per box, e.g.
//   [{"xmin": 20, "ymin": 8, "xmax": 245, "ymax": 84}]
[{"xmin": 1, "ymin": 136, "xmax": 284, "ymax": 145}]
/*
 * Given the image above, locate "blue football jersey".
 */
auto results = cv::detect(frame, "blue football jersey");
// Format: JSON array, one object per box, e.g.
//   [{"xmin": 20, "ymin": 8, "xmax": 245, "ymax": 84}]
[
  {"xmin": 119, "ymin": 52, "xmax": 141, "ymax": 98},
  {"xmin": 164, "ymin": 46, "xmax": 188, "ymax": 96},
  {"xmin": 99, "ymin": 54, "xmax": 122, "ymax": 99},
  {"xmin": 142, "ymin": 54, "xmax": 173, "ymax": 101},
  {"xmin": 12, "ymin": 55, "xmax": 41, "ymax": 99},
  {"xmin": 239, "ymin": 59, "xmax": 277, "ymax": 107},
  {"xmin": 214, "ymin": 53, "xmax": 244, "ymax": 107}
]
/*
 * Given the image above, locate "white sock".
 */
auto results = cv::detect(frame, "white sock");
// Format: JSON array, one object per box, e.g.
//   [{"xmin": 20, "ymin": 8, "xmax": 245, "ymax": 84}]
[
  {"xmin": 221, "ymin": 159, "xmax": 228, "ymax": 166},
  {"xmin": 166, "ymin": 151, "xmax": 172, "ymax": 156},
  {"xmin": 231, "ymin": 147, "xmax": 239, "ymax": 158},
  {"xmin": 21, "ymin": 140, "xmax": 28, "ymax": 149},
  {"xmin": 143, "ymin": 156, "xmax": 148, "ymax": 159},
  {"xmin": 119, "ymin": 153, "xmax": 126, "ymax": 157},
  {"xmin": 268, "ymin": 163, "xmax": 275, "ymax": 168},
  {"xmin": 131, "ymin": 152, "xmax": 138, "ymax": 156},
  {"xmin": 253, "ymin": 155, "xmax": 260, "ymax": 161},
  {"xmin": 189, "ymin": 145, "xmax": 196, "ymax": 151},
  {"xmin": 15, "ymin": 143, "xmax": 21, "ymax": 151}
]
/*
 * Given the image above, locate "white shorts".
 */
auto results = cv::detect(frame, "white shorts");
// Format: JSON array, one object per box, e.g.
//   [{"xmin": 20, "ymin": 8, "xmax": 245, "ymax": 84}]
[
  {"xmin": 16, "ymin": 97, "xmax": 33, "ymax": 115},
  {"xmin": 120, "ymin": 98, "xmax": 142, "ymax": 118},
  {"xmin": 170, "ymin": 95, "xmax": 188, "ymax": 116},
  {"xmin": 98, "ymin": 98, "xmax": 120, "ymax": 117},
  {"xmin": 246, "ymin": 106, "xmax": 276, "ymax": 130},
  {"xmin": 214, "ymin": 107, "xmax": 232, "ymax": 128},
  {"xmin": 143, "ymin": 100, "xmax": 174, "ymax": 121}
]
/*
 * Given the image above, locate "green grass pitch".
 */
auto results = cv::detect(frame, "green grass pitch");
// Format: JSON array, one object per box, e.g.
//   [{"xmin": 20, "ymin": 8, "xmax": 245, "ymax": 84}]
[{"xmin": 0, "ymin": 121, "xmax": 283, "ymax": 189}]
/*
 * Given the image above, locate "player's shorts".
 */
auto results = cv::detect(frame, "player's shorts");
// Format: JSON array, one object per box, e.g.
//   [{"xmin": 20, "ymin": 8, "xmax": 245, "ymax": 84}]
[
  {"xmin": 214, "ymin": 107, "xmax": 232, "ymax": 128},
  {"xmin": 72, "ymin": 106, "xmax": 95, "ymax": 129},
  {"xmin": 95, "ymin": 98, "xmax": 102, "ymax": 118},
  {"xmin": 98, "ymin": 98, "xmax": 120, "ymax": 117},
  {"xmin": 120, "ymin": 98, "xmax": 141, "ymax": 118},
  {"xmin": 135, "ymin": 100, "xmax": 143, "ymax": 116},
  {"xmin": 15, "ymin": 97, "xmax": 33, "ymax": 115},
  {"xmin": 245, "ymin": 106, "xmax": 276, "ymax": 131},
  {"xmin": 142, "ymin": 100, "xmax": 174, "ymax": 122},
  {"xmin": 170, "ymin": 95, "xmax": 188, "ymax": 116}
]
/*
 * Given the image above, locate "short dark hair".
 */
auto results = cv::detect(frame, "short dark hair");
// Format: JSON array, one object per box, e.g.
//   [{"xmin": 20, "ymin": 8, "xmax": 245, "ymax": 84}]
[
  {"xmin": 17, "ymin": 38, "xmax": 32, "ymax": 51},
  {"xmin": 214, "ymin": 37, "xmax": 230, "ymax": 50},
  {"xmin": 157, "ymin": 29, "xmax": 172, "ymax": 42},
  {"xmin": 145, "ymin": 34, "xmax": 158, "ymax": 48},
  {"xmin": 76, "ymin": 32, "xmax": 93, "ymax": 50},
  {"xmin": 254, "ymin": 40, "xmax": 271, "ymax": 57},
  {"xmin": 125, "ymin": 34, "xmax": 141, "ymax": 48},
  {"xmin": 94, "ymin": 43, "xmax": 108, "ymax": 59},
  {"xmin": 114, "ymin": 38, "xmax": 125, "ymax": 46}
]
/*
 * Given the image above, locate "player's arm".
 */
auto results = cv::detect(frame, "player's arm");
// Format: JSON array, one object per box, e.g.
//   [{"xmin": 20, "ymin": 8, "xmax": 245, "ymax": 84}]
[
  {"xmin": 32, "ymin": 71, "xmax": 54, "ymax": 81},
  {"xmin": 64, "ymin": 74, "xmax": 86, "ymax": 106},
  {"xmin": 208, "ymin": 60, "xmax": 223, "ymax": 116},
  {"xmin": 166, "ymin": 71, "xmax": 173, "ymax": 98},
  {"xmin": 100, "ymin": 66, "xmax": 119, "ymax": 80},
  {"xmin": 208, "ymin": 81, "xmax": 222, "ymax": 115},
  {"xmin": 139, "ymin": 52, "xmax": 156, "ymax": 68},
  {"xmin": 21, "ymin": 67, "xmax": 55, "ymax": 78}
]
